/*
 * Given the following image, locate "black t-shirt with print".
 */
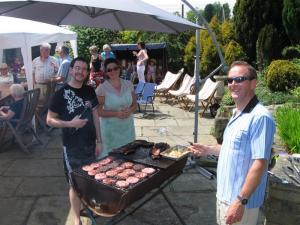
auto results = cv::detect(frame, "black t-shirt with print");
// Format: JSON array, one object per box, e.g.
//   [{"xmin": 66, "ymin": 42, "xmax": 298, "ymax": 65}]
[{"xmin": 49, "ymin": 84, "xmax": 98, "ymax": 156}]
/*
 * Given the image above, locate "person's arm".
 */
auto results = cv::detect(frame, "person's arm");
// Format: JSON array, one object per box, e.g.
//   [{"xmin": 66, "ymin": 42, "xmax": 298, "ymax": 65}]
[
  {"xmin": 92, "ymin": 106, "xmax": 102, "ymax": 157},
  {"xmin": 188, "ymin": 143, "xmax": 221, "ymax": 157},
  {"xmin": 97, "ymin": 96, "xmax": 127, "ymax": 118},
  {"xmin": 0, "ymin": 109, "xmax": 15, "ymax": 120},
  {"xmin": 225, "ymin": 159, "xmax": 268, "ymax": 224},
  {"xmin": 46, "ymin": 110, "xmax": 88, "ymax": 128}
]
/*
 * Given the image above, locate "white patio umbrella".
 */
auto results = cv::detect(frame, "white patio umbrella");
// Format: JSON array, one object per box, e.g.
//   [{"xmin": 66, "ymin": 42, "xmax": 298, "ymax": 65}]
[{"xmin": 0, "ymin": 0, "xmax": 199, "ymax": 33}]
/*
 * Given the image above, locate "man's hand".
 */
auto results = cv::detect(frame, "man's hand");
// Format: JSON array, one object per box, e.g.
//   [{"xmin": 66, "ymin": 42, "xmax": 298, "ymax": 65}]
[
  {"xmin": 188, "ymin": 143, "xmax": 212, "ymax": 157},
  {"xmin": 69, "ymin": 115, "xmax": 88, "ymax": 128},
  {"xmin": 225, "ymin": 200, "xmax": 245, "ymax": 225}
]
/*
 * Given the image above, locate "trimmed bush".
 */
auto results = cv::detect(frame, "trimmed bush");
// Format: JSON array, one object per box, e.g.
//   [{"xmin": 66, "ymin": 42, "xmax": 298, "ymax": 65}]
[
  {"xmin": 275, "ymin": 105, "xmax": 300, "ymax": 153},
  {"xmin": 265, "ymin": 60, "xmax": 300, "ymax": 92},
  {"xmin": 224, "ymin": 40, "xmax": 248, "ymax": 67}
]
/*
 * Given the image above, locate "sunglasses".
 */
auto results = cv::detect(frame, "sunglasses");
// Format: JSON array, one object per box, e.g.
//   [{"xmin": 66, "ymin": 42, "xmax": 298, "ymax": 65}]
[
  {"xmin": 227, "ymin": 76, "xmax": 255, "ymax": 84},
  {"xmin": 106, "ymin": 67, "xmax": 119, "ymax": 72}
]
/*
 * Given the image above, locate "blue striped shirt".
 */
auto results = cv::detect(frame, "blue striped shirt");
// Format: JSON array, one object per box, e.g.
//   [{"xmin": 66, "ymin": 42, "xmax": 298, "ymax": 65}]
[{"xmin": 216, "ymin": 102, "xmax": 275, "ymax": 208}]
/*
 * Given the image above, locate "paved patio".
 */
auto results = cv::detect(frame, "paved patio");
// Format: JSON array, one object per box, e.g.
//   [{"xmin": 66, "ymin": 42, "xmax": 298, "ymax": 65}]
[{"xmin": 0, "ymin": 99, "xmax": 225, "ymax": 225}]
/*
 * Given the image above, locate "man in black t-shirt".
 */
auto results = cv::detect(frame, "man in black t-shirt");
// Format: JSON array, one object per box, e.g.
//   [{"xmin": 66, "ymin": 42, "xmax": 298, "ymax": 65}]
[{"xmin": 47, "ymin": 57, "xmax": 101, "ymax": 225}]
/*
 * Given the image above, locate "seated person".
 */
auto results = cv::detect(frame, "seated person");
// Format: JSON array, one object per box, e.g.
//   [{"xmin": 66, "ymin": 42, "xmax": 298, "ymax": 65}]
[
  {"xmin": 0, "ymin": 84, "xmax": 25, "ymax": 121},
  {"xmin": 0, "ymin": 63, "xmax": 14, "ymax": 84}
]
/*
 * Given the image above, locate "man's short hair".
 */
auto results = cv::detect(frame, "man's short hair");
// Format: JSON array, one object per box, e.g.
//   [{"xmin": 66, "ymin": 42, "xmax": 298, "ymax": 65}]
[
  {"xmin": 229, "ymin": 61, "xmax": 257, "ymax": 79},
  {"xmin": 61, "ymin": 46, "xmax": 69, "ymax": 55},
  {"xmin": 9, "ymin": 84, "xmax": 25, "ymax": 98},
  {"xmin": 70, "ymin": 57, "xmax": 89, "ymax": 70},
  {"xmin": 40, "ymin": 42, "xmax": 51, "ymax": 50}
]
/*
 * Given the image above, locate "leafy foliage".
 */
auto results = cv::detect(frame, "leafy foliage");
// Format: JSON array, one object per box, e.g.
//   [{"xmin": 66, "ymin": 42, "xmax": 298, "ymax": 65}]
[
  {"xmin": 265, "ymin": 60, "xmax": 300, "ymax": 92},
  {"xmin": 220, "ymin": 87, "xmax": 234, "ymax": 106},
  {"xmin": 255, "ymin": 73, "xmax": 292, "ymax": 105},
  {"xmin": 224, "ymin": 40, "xmax": 248, "ymax": 66},
  {"xmin": 233, "ymin": 0, "xmax": 290, "ymax": 64},
  {"xmin": 70, "ymin": 26, "xmax": 121, "ymax": 60},
  {"xmin": 282, "ymin": 45, "xmax": 300, "ymax": 59},
  {"xmin": 203, "ymin": 4, "xmax": 215, "ymax": 22},
  {"xmin": 275, "ymin": 105, "xmax": 300, "ymax": 153},
  {"xmin": 221, "ymin": 21, "xmax": 234, "ymax": 46},
  {"xmin": 282, "ymin": 0, "xmax": 300, "ymax": 44},
  {"xmin": 256, "ymin": 24, "xmax": 280, "ymax": 68}
]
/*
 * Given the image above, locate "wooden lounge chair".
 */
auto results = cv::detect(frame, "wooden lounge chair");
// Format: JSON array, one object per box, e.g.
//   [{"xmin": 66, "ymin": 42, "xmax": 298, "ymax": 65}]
[
  {"xmin": 3, "ymin": 88, "xmax": 43, "ymax": 153},
  {"xmin": 168, "ymin": 74, "xmax": 194, "ymax": 104},
  {"xmin": 155, "ymin": 68, "xmax": 184, "ymax": 100},
  {"xmin": 183, "ymin": 78, "xmax": 221, "ymax": 117}
]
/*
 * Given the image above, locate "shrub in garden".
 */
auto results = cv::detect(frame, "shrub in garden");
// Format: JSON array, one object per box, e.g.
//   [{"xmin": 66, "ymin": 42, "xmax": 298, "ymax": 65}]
[
  {"xmin": 265, "ymin": 60, "xmax": 300, "ymax": 92},
  {"xmin": 275, "ymin": 105, "xmax": 300, "ymax": 154},
  {"xmin": 282, "ymin": 45, "xmax": 300, "ymax": 59},
  {"xmin": 224, "ymin": 40, "xmax": 248, "ymax": 67}
]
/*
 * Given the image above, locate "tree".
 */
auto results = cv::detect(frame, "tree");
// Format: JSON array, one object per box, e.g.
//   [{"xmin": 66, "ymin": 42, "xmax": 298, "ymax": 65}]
[
  {"xmin": 221, "ymin": 20, "xmax": 235, "ymax": 46},
  {"xmin": 204, "ymin": 4, "xmax": 215, "ymax": 22},
  {"xmin": 233, "ymin": 0, "xmax": 290, "ymax": 65},
  {"xmin": 222, "ymin": 3, "xmax": 231, "ymax": 20},
  {"xmin": 70, "ymin": 26, "xmax": 121, "ymax": 60},
  {"xmin": 256, "ymin": 24, "xmax": 280, "ymax": 69},
  {"xmin": 282, "ymin": 0, "xmax": 300, "ymax": 44},
  {"xmin": 224, "ymin": 40, "xmax": 248, "ymax": 66}
]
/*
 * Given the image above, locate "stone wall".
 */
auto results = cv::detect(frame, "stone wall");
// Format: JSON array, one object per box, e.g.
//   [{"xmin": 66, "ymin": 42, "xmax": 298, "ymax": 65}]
[{"xmin": 264, "ymin": 156, "xmax": 300, "ymax": 225}]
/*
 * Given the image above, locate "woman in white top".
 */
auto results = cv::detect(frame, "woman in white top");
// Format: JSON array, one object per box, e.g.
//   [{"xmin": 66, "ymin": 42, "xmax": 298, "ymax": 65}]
[{"xmin": 133, "ymin": 41, "xmax": 149, "ymax": 83}]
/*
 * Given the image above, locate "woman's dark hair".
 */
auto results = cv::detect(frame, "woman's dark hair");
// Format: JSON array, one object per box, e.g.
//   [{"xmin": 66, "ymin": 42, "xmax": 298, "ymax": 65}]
[
  {"xmin": 138, "ymin": 41, "xmax": 146, "ymax": 49},
  {"xmin": 104, "ymin": 58, "xmax": 121, "ymax": 79}
]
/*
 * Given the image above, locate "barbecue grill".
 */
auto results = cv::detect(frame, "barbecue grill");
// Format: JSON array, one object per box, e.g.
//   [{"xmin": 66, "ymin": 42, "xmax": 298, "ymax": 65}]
[{"xmin": 70, "ymin": 140, "xmax": 188, "ymax": 224}]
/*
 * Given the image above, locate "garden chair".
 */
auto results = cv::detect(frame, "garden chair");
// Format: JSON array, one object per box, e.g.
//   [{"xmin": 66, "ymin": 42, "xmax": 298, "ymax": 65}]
[
  {"xmin": 134, "ymin": 81, "xmax": 145, "ymax": 98},
  {"xmin": 4, "ymin": 88, "xmax": 43, "ymax": 153},
  {"xmin": 168, "ymin": 74, "xmax": 194, "ymax": 103},
  {"xmin": 155, "ymin": 68, "xmax": 184, "ymax": 99},
  {"xmin": 184, "ymin": 78, "xmax": 221, "ymax": 117},
  {"xmin": 137, "ymin": 82, "xmax": 157, "ymax": 113},
  {"xmin": 0, "ymin": 94, "xmax": 14, "ymax": 147}
]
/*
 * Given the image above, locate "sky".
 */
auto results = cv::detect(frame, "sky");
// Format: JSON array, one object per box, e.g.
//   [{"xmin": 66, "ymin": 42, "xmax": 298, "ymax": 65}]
[{"xmin": 142, "ymin": 0, "xmax": 236, "ymax": 14}]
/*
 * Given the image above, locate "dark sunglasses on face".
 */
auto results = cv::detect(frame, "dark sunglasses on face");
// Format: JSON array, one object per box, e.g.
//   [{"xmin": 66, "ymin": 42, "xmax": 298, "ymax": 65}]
[
  {"xmin": 106, "ymin": 67, "xmax": 119, "ymax": 73},
  {"xmin": 227, "ymin": 76, "xmax": 255, "ymax": 84}
]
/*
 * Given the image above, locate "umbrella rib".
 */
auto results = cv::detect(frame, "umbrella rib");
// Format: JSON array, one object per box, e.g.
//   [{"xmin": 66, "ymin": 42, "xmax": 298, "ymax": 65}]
[
  {"xmin": 113, "ymin": 12, "xmax": 125, "ymax": 31},
  {"xmin": 0, "ymin": 1, "xmax": 35, "ymax": 15},
  {"xmin": 57, "ymin": 7, "xmax": 74, "ymax": 25}
]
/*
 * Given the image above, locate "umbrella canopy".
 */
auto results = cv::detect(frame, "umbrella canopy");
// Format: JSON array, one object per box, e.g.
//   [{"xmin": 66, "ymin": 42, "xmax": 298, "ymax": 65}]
[{"xmin": 0, "ymin": 0, "xmax": 200, "ymax": 33}]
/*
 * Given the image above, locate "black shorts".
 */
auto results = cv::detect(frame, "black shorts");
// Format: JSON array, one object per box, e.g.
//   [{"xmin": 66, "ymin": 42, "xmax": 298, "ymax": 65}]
[{"xmin": 63, "ymin": 145, "xmax": 96, "ymax": 184}]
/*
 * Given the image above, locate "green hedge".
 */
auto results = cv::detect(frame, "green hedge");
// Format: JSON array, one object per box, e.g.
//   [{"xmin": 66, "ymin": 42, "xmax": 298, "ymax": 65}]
[{"xmin": 266, "ymin": 60, "xmax": 300, "ymax": 92}]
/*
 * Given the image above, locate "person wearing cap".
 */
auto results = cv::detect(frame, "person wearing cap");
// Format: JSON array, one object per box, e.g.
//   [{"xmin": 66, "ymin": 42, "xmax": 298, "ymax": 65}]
[
  {"xmin": 0, "ymin": 63, "xmax": 14, "ymax": 84},
  {"xmin": 32, "ymin": 42, "xmax": 59, "ymax": 104},
  {"xmin": 100, "ymin": 44, "xmax": 116, "ymax": 61}
]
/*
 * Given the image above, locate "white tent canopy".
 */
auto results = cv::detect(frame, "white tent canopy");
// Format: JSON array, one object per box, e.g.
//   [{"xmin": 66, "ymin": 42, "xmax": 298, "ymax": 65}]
[{"xmin": 0, "ymin": 16, "xmax": 78, "ymax": 89}]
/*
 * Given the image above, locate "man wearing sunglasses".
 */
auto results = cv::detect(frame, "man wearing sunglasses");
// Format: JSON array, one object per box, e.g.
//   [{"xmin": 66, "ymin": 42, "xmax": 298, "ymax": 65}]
[{"xmin": 189, "ymin": 61, "xmax": 275, "ymax": 225}]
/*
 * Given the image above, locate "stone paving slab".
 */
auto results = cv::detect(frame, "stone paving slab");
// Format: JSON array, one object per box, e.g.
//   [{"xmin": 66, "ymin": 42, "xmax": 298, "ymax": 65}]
[
  {"xmin": 0, "ymin": 197, "xmax": 35, "ymax": 225},
  {"xmin": 0, "ymin": 159, "xmax": 15, "ymax": 175},
  {"xmin": 15, "ymin": 177, "xmax": 68, "ymax": 197},
  {"xmin": 27, "ymin": 196, "xmax": 70, "ymax": 225},
  {"xmin": 0, "ymin": 177, "xmax": 23, "ymax": 197},
  {"xmin": 3, "ymin": 159, "xmax": 63, "ymax": 176}
]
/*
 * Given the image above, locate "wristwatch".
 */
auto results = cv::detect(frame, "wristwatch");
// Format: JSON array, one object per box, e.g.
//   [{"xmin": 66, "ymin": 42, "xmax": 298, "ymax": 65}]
[{"xmin": 237, "ymin": 195, "xmax": 248, "ymax": 205}]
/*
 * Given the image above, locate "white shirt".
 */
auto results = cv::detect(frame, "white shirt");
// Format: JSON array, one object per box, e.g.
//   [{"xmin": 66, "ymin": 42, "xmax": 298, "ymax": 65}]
[{"xmin": 32, "ymin": 56, "xmax": 58, "ymax": 83}]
